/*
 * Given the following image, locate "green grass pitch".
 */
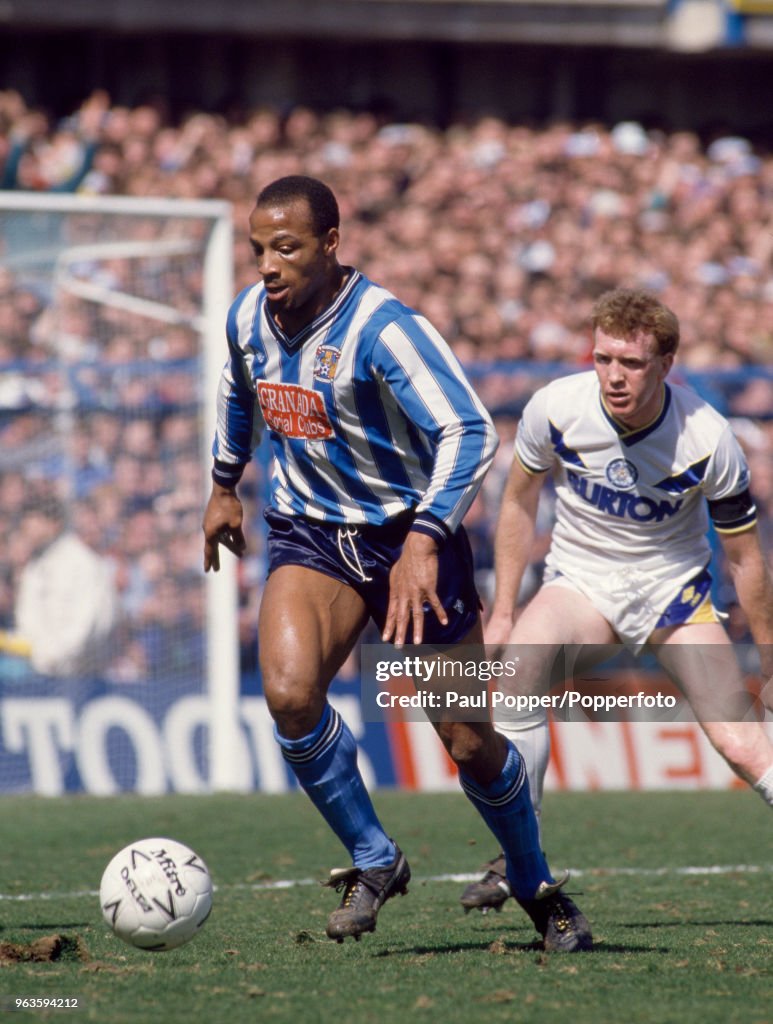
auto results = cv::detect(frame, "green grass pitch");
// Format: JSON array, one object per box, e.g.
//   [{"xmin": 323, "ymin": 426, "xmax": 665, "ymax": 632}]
[{"xmin": 0, "ymin": 789, "xmax": 770, "ymax": 1024}]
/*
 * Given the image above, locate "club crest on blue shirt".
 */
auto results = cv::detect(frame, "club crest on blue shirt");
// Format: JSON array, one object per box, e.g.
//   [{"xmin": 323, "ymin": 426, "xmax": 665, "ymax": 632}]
[
  {"xmin": 313, "ymin": 345, "xmax": 341, "ymax": 382},
  {"xmin": 605, "ymin": 457, "xmax": 638, "ymax": 490}
]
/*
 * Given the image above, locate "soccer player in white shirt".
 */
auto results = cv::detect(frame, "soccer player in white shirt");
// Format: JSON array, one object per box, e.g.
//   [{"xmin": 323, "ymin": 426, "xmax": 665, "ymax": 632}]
[
  {"xmin": 462, "ymin": 287, "xmax": 773, "ymax": 913},
  {"xmin": 202, "ymin": 175, "xmax": 592, "ymax": 950}
]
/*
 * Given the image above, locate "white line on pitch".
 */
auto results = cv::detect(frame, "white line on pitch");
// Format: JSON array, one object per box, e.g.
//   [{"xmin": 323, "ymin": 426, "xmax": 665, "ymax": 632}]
[
  {"xmin": 2, "ymin": 863, "xmax": 771, "ymax": 902},
  {"xmin": 429, "ymin": 864, "xmax": 773, "ymax": 882}
]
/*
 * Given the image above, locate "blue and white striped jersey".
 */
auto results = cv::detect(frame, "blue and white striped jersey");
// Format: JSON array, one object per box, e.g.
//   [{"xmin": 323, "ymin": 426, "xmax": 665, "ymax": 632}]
[{"xmin": 212, "ymin": 269, "xmax": 498, "ymax": 538}]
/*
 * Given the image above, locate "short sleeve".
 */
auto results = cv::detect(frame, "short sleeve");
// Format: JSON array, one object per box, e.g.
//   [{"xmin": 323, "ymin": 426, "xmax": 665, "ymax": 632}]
[
  {"xmin": 513, "ymin": 387, "xmax": 554, "ymax": 474},
  {"xmin": 704, "ymin": 425, "xmax": 756, "ymax": 532}
]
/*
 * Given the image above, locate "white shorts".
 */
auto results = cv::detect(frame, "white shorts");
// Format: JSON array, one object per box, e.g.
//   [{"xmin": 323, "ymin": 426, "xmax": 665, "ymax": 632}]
[{"xmin": 542, "ymin": 561, "xmax": 718, "ymax": 652}]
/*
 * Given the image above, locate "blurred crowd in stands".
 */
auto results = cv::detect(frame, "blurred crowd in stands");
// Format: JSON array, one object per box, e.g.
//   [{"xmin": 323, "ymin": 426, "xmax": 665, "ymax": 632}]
[{"xmin": 0, "ymin": 88, "xmax": 771, "ymax": 681}]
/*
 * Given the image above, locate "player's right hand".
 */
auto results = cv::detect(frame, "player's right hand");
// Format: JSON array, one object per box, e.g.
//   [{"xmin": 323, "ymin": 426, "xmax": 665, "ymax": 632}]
[{"xmin": 202, "ymin": 486, "xmax": 246, "ymax": 572}]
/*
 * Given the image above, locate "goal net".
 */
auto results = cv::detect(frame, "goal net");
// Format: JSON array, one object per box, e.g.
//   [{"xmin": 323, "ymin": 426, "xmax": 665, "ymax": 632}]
[{"xmin": 0, "ymin": 193, "xmax": 242, "ymax": 794}]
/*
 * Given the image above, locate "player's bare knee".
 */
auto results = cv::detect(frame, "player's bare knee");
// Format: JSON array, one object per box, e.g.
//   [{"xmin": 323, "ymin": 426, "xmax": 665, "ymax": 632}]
[
  {"xmin": 704, "ymin": 726, "xmax": 759, "ymax": 783},
  {"xmin": 263, "ymin": 673, "xmax": 324, "ymax": 738},
  {"xmin": 722, "ymin": 745, "xmax": 754, "ymax": 782},
  {"xmin": 436, "ymin": 722, "xmax": 487, "ymax": 768}
]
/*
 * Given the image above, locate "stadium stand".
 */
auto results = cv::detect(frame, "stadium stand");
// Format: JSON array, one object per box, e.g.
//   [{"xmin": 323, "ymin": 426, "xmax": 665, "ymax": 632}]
[
  {"xmin": 3, "ymin": 1, "xmax": 773, "ymax": 133},
  {"xmin": 1, "ymin": 87, "xmax": 771, "ymax": 654}
]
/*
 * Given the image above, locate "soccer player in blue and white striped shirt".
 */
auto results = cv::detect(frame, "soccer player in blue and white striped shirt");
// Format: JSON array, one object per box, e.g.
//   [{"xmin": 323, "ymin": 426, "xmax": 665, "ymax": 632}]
[{"xmin": 202, "ymin": 176, "xmax": 591, "ymax": 951}]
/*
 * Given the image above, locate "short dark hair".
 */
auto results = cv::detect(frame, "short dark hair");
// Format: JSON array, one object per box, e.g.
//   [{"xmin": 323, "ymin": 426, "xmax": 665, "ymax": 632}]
[
  {"xmin": 591, "ymin": 288, "xmax": 680, "ymax": 356},
  {"xmin": 255, "ymin": 175, "xmax": 340, "ymax": 237}
]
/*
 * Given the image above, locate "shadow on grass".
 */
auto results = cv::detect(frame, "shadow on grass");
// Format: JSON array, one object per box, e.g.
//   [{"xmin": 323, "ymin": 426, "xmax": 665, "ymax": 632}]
[
  {"xmin": 13, "ymin": 921, "xmax": 92, "ymax": 930},
  {"xmin": 374, "ymin": 939, "xmax": 539, "ymax": 956},
  {"xmin": 374, "ymin": 938, "xmax": 668, "ymax": 956},
  {"xmin": 618, "ymin": 918, "xmax": 773, "ymax": 929}
]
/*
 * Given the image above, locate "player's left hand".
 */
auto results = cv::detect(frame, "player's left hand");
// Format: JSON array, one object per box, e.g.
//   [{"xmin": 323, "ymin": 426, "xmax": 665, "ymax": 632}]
[{"xmin": 383, "ymin": 531, "xmax": 447, "ymax": 648}]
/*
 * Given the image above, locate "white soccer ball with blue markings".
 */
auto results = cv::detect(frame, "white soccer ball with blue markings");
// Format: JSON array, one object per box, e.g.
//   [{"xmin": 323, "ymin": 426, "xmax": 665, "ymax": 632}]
[{"xmin": 99, "ymin": 837, "xmax": 213, "ymax": 951}]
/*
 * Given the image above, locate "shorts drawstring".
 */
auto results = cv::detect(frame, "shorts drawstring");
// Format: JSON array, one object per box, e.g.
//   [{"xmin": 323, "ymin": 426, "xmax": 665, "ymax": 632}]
[{"xmin": 337, "ymin": 526, "xmax": 373, "ymax": 583}]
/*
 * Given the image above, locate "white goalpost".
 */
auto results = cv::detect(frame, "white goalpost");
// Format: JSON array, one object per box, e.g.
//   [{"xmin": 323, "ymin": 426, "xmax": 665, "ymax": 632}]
[{"xmin": 0, "ymin": 192, "xmax": 244, "ymax": 793}]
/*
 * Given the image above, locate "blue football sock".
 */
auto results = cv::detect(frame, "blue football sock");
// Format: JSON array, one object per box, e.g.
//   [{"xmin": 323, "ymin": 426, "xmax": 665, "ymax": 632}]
[
  {"xmin": 459, "ymin": 740, "xmax": 553, "ymax": 902},
  {"xmin": 275, "ymin": 703, "xmax": 395, "ymax": 869}
]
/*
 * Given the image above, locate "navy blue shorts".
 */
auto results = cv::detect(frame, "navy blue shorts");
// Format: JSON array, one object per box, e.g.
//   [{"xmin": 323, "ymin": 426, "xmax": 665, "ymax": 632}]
[{"xmin": 264, "ymin": 507, "xmax": 480, "ymax": 645}]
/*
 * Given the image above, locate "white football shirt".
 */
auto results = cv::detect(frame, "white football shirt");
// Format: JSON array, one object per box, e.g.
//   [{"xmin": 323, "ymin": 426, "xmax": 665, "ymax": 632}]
[{"xmin": 515, "ymin": 370, "xmax": 755, "ymax": 584}]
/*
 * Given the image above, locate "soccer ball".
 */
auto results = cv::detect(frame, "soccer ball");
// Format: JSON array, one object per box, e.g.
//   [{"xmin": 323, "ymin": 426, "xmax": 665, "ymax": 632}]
[{"xmin": 99, "ymin": 837, "xmax": 213, "ymax": 951}]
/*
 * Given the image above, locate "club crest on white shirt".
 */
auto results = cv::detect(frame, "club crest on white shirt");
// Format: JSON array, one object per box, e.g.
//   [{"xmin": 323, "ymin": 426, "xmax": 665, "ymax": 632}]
[{"xmin": 605, "ymin": 457, "xmax": 638, "ymax": 490}]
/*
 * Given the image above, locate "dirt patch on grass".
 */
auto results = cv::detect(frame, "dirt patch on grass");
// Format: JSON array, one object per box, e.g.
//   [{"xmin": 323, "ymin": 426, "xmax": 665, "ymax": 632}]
[{"xmin": 0, "ymin": 934, "xmax": 89, "ymax": 963}]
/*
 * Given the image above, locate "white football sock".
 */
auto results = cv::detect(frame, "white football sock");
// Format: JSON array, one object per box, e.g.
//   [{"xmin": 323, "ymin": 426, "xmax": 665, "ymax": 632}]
[
  {"xmin": 493, "ymin": 710, "xmax": 550, "ymax": 843},
  {"xmin": 753, "ymin": 763, "xmax": 773, "ymax": 807}
]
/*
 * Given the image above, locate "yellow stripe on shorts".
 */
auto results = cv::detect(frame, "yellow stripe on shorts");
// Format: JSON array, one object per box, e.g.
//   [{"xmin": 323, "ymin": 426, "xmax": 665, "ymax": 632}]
[{"xmin": 686, "ymin": 593, "xmax": 719, "ymax": 625}]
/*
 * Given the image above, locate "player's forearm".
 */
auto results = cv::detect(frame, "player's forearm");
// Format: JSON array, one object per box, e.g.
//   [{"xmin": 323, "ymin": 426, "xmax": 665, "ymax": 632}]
[
  {"xmin": 490, "ymin": 497, "xmax": 536, "ymax": 619},
  {"xmin": 417, "ymin": 417, "xmax": 499, "ymax": 533},
  {"xmin": 732, "ymin": 556, "xmax": 773, "ymax": 651},
  {"xmin": 213, "ymin": 362, "xmax": 261, "ymax": 471},
  {"xmin": 488, "ymin": 456, "xmax": 545, "ymax": 622},
  {"xmin": 373, "ymin": 325, "xmax": 499, "ymax": 533}
]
